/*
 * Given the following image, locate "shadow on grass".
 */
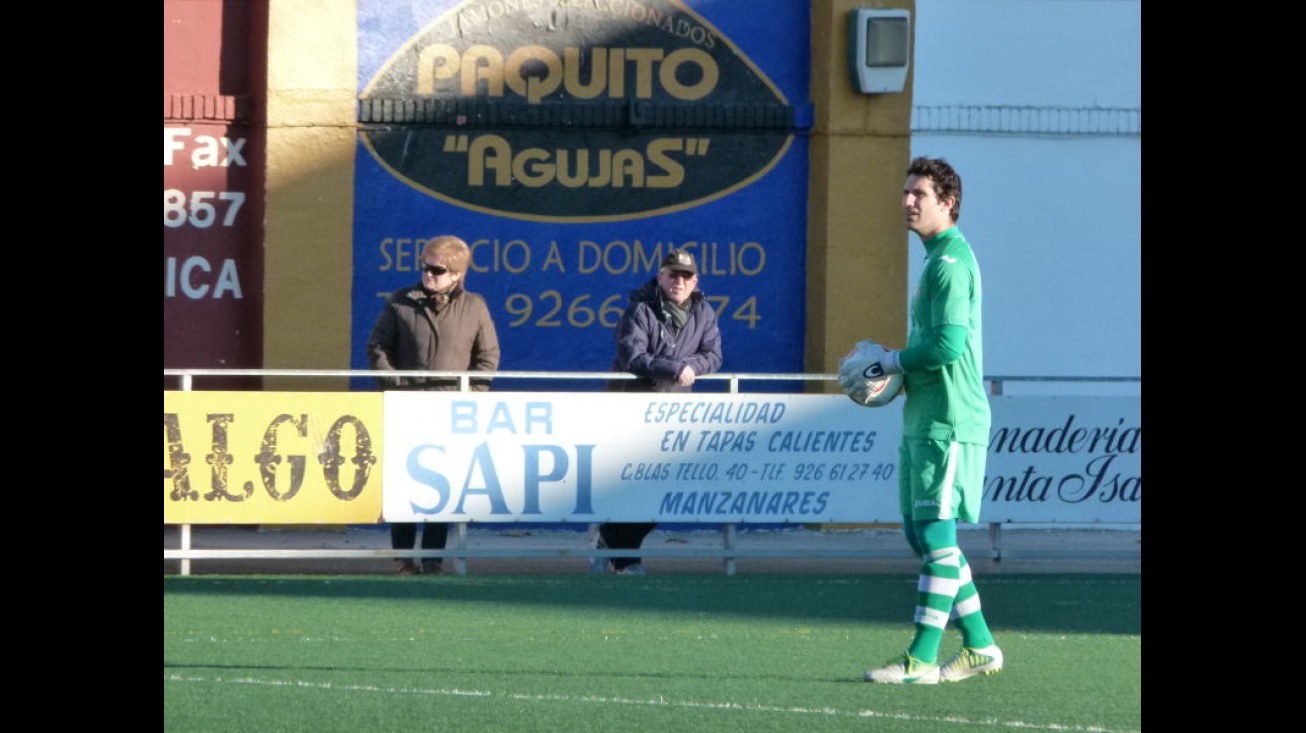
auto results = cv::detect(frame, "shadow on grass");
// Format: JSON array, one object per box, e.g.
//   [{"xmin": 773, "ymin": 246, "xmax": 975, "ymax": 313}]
[
  {"xmin": 163, "ymin": 574, "xmax": 1140, "ymax": 635},
  {"xmin": 164, "ymin": 659, "xmax": 889, "ymax": 686}
]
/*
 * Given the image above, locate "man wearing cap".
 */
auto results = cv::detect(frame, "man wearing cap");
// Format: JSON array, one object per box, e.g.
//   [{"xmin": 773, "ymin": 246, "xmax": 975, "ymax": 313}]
[{"xmin": 593, "ymin": 248, "xmax": 723, "ymax": 575}]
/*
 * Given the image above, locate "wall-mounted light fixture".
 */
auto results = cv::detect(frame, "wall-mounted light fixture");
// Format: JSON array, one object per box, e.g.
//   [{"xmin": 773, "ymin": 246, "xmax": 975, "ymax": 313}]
[{"xmin": 848, "ymin": 8, "xmax": 911, "ymax": 94}]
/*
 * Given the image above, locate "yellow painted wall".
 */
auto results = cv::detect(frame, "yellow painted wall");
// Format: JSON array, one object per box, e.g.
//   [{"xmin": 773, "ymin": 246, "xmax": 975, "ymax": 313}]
[
  {"xmin": 263, "ymin": 0, "xmax": 358, "ymax": 391},
  {"xmin": 262, "ymin": 0, "xmax": 913, "ymax": 392},
  {"xmin": 809, "ymin": 1, "xmax": 914, "ymax": 391}
]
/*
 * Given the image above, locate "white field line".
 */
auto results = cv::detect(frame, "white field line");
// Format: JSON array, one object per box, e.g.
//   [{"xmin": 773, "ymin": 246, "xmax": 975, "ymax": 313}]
[{"xmin": 165, "ymin": 673, "xmax": 1138, "ymax": 733}]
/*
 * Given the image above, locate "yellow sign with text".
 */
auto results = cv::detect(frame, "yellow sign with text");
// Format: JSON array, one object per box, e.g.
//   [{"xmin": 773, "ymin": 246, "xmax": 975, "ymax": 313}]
[{"xmin": 163, "ymin": 392, "xmax": 384, "ymax": 524}]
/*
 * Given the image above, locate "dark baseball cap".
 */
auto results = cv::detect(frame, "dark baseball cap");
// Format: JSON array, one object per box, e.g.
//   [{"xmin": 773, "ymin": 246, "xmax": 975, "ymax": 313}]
[{"xmin": 661, "ymin": 249, "xmax": 697, "ymax": 276}]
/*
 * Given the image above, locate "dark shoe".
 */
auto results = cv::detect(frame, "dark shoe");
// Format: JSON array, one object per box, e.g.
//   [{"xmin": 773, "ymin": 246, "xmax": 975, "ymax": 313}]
[
  {"xmin": 422, "ymin": 560, "xmax": 443, "ymax": 575},
  {"xmin": 589, "ymin": 532, "xmax": 611, "ymax": 574},
  {"xmin": 396, "ymin": 559, "xmax": 420, "ymax": 576}
]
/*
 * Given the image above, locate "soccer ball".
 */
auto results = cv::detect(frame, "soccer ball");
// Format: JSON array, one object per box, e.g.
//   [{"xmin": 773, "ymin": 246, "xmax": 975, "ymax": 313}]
[{"xmin": 838, "ymin": 340, "xmax": 904, "ymax": 407}]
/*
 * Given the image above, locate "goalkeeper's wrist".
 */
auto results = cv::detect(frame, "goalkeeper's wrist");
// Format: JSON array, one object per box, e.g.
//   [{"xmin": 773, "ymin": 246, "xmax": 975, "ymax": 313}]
[{"xmin": 882, "ymin": 350, "xmax": 903, "ymax": 375}]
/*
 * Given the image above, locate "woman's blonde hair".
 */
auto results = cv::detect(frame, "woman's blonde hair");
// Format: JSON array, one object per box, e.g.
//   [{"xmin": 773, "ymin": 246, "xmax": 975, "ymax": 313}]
[{"xmin": 422, "ymin": 235, "xmax": 471, "ymax": 274}]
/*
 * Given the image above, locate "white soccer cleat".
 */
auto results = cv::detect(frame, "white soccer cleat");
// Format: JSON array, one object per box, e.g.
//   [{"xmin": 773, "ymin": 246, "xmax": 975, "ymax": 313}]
[{"xmin": 863, "ymin": 653, "xmax": 940, "ymax": 684}]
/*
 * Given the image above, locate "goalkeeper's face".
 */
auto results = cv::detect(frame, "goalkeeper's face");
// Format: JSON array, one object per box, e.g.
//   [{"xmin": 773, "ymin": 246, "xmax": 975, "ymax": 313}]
[{"xmin": 903, "ymin": 173, "xmax": 954, "ymax": 239}]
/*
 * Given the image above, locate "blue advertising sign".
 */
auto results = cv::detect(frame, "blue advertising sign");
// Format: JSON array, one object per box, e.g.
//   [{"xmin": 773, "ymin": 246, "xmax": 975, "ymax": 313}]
[{"xmin": 351, "ymin": 0, "xmax": 812, "ymax": 393}]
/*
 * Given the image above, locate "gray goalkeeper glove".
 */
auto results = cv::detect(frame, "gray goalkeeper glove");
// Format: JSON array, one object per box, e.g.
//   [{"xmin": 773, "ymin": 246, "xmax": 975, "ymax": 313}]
[{"xmin": 859, "ymin": 348, "xmax": 902, "ymax": 379}]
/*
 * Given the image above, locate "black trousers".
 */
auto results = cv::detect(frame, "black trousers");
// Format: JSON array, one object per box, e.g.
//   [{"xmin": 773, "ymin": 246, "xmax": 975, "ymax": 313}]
[
  {"xmin": 598, "ymin": 522, "xmax": 657, "ymax": 570},
  {"xmin": 390, "ymin": 522, "xmax": 449, "ymax": 565}
]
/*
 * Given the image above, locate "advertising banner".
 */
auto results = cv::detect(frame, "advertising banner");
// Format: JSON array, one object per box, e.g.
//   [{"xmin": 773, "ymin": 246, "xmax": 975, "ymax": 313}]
[
  {"xmin": 163, "ymin": 391, "xmax": 1140, "ymax": 525},
  {"xmin": 163, "ymin": 392, "xmax": 384, "ymax": 524},
  {"xmin": 382, "ymin": 391, "xmax": 903, "ymax": 523},
  {"xmin": 982, "ymin": 396, "xmax": 1141, "ymax": 524},
  {"xmin": 379, "ymin": 392, "xmax": 1142, "ymax": 525},
  {"xmin": 350, "ymin": 0, "xmax": 813, "ymax": 394}
]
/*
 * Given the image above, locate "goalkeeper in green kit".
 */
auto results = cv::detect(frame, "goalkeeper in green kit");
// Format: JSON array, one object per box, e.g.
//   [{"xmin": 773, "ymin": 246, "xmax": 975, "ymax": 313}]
[{"xmin": 858, "ymin": 157, "xmax": 1003, "ymax": 684}]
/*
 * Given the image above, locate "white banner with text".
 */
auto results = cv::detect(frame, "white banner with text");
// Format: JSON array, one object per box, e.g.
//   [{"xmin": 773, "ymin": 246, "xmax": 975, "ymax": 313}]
[{"xmin": 381, "ymin": 393, "xmax": 1140, "ymax": 524}]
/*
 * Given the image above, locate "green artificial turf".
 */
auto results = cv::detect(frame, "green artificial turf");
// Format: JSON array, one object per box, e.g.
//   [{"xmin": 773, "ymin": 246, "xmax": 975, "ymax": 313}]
[{"xmin": 165, "ymin": 574, "xmax": 1141, "ymax": 732}]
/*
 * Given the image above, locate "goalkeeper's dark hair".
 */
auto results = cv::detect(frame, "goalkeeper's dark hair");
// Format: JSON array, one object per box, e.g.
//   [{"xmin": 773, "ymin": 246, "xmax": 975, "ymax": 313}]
[{"xmin": 907, "ymin": 156, "xmax": 962, "ymax": 223}]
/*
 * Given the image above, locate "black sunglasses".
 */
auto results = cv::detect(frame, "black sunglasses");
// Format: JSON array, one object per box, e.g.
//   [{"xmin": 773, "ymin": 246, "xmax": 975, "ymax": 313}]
[{"xmin": 422, "ymin": 264, "xmax": 450, "ymax": 276}]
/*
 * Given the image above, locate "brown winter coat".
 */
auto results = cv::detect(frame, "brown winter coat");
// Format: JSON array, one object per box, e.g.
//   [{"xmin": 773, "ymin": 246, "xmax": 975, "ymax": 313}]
[{"xmin": 367, "ymin": 283, "xmax": 500, "ymax": 391}]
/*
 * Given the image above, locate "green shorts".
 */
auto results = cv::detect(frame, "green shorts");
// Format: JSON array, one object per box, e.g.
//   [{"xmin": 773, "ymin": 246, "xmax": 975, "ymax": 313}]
[{"xmin": 898, "ymin": 438, "xmax": 987, "ymax": 524}]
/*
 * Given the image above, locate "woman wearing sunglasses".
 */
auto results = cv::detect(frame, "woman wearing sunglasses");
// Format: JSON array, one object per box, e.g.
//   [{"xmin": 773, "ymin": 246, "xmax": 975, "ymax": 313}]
[{"xmin": 367, "ymin": 234, "xmax": 501, "ymax": 575}]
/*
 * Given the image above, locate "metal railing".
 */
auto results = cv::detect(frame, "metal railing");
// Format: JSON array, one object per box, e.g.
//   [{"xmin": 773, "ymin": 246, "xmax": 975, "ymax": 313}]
[
  {"xmin": 165, "ymin": 368, "xmax": 1141, "ymax": 395},
  {"xmin": 164, "ymin": 369, "xmax": 1142, "ymax": 575}
]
